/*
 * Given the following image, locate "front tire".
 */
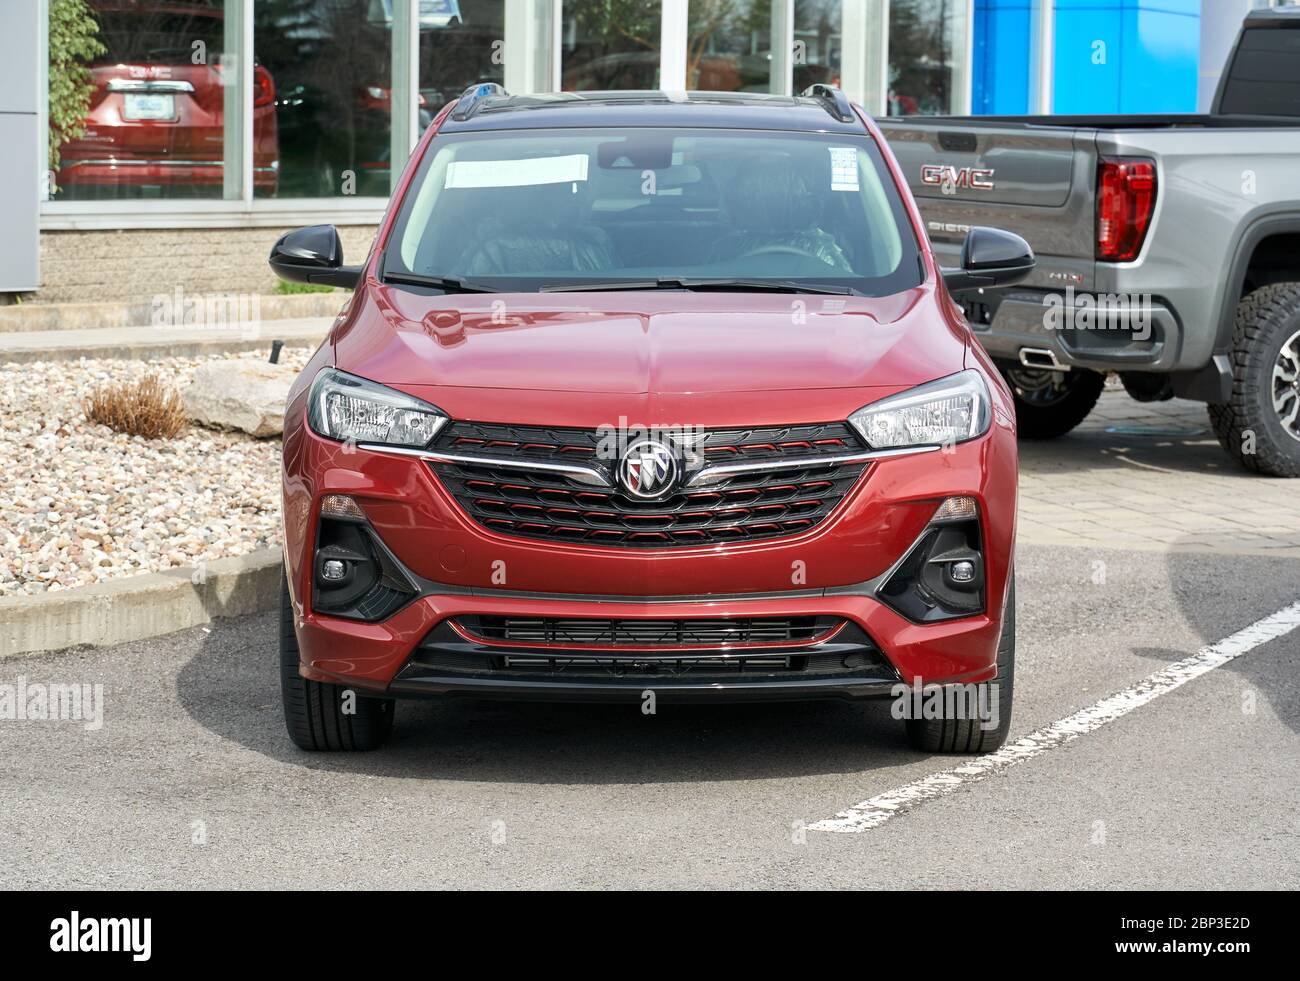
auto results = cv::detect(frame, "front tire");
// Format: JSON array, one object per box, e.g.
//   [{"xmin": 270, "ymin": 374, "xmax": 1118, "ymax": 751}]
[
  {"xmin": 1000, "ymin": 364, "xmax": 1105, "ymax": 439},
  {"xmin": 279, "ymin": 575, "xmax": 395, "ymax": 751},
  {"xmin": 905, "ymin": 576, "xmax": 1015, "ymax": 754},
  {"xmin": 1207, "ymin": 283, "xmax": 1300, "ymax": 477}
]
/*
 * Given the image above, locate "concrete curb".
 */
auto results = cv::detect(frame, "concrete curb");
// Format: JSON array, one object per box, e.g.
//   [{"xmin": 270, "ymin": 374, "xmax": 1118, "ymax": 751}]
[
  {"xmin": 0, "ymin": 549, "xmax": 282, "ymax": 660},
  {"xmin": 0, "ymin": 292, "xmax": 344, "ymax": 333},
  {"xmin": 0, "ymin": 317, "xmax": 330, "ymax": 363}
]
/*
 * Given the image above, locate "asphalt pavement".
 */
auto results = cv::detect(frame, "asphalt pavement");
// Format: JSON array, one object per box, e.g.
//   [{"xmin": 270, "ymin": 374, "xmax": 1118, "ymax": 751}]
[{"xmin": 2, "ymin": 538, "xmax": 1297, "ymax": 889}]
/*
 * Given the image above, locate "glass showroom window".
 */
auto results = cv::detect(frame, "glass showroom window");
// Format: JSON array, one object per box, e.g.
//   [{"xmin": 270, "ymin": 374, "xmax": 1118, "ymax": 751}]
[
  {"xmin": 418, "ymin": 1, "xmax": 505, "ymax": 113},
  {"xmin": 794, "ymin": 0, "xmax": 840, "ymax": 91},
  {"xmin": 47, "ymin": 0, "xmax": 237, "ymax": 201},
  {"xmin": 254, "ymin": 0, "xmax": 395, "ymax": 198},
  {"xmin": 560, "ymin": 0, "xmax": 662, "ymax": 90},
  {"xmin": 887, "ymin": 0, "xmax": 967, "ymax": 115},
  {"xmin": 687, "ymin": 0, "xmax": 775, "ymax": 92}
]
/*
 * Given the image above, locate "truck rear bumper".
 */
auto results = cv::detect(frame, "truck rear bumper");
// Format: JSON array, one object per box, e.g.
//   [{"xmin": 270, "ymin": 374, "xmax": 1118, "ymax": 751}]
[{"xmin": 968, "ymin": 289, "xmax": 1182, "ymax": 372}]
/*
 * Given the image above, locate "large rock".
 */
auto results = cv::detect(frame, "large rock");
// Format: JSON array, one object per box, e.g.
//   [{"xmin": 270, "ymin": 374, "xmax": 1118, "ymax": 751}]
[{"xmin": 184, "ymin": 360, "xmax": 298, "ymax": 437}]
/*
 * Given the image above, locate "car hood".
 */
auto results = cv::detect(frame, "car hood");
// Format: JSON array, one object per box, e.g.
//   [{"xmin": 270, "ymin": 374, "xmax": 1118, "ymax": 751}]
[{"xmin": 335, "ymin": 283, "xmax": 965, "ymax": 398}]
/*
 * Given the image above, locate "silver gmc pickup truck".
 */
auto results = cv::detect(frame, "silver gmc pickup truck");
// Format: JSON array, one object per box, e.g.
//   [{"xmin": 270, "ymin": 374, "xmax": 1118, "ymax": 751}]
[{"xmin": 881, "ymin": 6, "xmax": 1300, "ymax": 476}]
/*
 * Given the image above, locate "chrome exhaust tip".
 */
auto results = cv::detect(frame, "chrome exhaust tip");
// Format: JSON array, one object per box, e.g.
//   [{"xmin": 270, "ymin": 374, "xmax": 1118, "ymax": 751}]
[{"xmin": 1018, "ymin": 347, "xmax": 1069, "ymax": 372}]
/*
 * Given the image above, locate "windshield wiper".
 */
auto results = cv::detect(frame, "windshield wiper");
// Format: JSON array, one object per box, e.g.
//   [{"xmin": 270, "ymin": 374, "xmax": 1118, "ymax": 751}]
[
  {"xmin": 539, "ymin": 278, "xmax": 860, "ymax": 296},
  {"xmin": 382, "ymin": 271, "xmax": 501, "ymax": 294},
  {"xmin": 684, "ymin": 278, "xmax": 861, "ymax": 296}
]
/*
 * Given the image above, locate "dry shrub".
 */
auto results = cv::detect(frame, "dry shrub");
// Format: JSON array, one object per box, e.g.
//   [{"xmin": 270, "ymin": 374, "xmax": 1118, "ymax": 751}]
[{"xmin": 83, "ymin": 373, "xmax": 188, "ymax": 439}]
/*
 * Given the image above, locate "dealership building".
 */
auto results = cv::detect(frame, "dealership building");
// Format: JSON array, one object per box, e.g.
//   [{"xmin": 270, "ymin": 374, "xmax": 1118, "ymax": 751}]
[{"xmin": 0, "ymin": 0, "xmax": 1293, "ymax": 304}]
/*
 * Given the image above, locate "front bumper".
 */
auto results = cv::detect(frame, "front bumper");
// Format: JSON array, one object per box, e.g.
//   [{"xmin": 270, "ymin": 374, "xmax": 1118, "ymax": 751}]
[
  {"xmin": 294, "ymin": 585, "xmax": 1003, "ymax": 703},
  {"xmin": 283, "ymin": 410, "xmax": 1018, "ymax": 702}
]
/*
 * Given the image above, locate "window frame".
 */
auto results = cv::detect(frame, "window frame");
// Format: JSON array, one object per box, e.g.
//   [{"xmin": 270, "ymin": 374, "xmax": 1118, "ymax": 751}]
[
  {"xmin": 36, "ymin": 1, "xmax": 998, "ymax": 230},
  {"xmin": 39, "ymin": 0, "xmax": 405, "ymax": 229}
]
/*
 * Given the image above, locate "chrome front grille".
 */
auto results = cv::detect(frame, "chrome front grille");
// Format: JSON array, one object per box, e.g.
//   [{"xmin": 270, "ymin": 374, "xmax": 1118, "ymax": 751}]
[{"xmin": 427, "ymin": 421, "xmax": 869, "ymax": 548}]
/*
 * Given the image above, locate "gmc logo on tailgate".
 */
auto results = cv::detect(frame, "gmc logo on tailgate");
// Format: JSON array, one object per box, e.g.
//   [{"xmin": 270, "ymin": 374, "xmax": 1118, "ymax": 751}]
[{"xmin": 920, "ymin": 164, "xmax": 996, "ymax": 191}]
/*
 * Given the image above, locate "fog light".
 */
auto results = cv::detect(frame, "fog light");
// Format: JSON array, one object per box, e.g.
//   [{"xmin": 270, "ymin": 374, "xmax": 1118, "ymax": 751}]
[
  {"xmin": 320, "ymin": 494, "xmax": 365, "ymax": 520},
  {"xmin": 312, "ymin": 519, "xmax": 418, "ymax": 622},
  {"xmin": 880, "ymin": 509, "xmax": 984, "ymax": 623},
  {"xmin": 933, "ymin": 496, "xmax": 979, "ymax": 521}
]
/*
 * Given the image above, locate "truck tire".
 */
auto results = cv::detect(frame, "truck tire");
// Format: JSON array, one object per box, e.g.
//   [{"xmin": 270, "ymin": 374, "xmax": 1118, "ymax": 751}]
[
  {"xmin": 280, "ymin": 575, "xmax": 395, "ymax": 751},
  {"xmin": 999, "ymin": 364, "xmax": 1105, "ymax": 439},
  {"xmin": 1208, "ymin": 283, "xmax": 1300, "ymax": 478},
  {"xmin": 905, "ymin": 576, "xmax": 1015, "ymax": 754}
]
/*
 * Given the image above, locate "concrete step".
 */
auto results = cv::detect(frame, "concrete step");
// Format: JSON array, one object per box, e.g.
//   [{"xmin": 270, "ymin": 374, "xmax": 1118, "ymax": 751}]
[
  {"xmin": 0, "ymin": 317, "xmax": 331, "ymax": 363},
  {"xmin": 0, "ymin": 291, "xmax": 345, "ymax": 333}
]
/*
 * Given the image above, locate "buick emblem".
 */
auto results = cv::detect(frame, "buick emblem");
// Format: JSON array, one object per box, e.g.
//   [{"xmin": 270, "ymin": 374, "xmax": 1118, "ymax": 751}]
[{"xmin": 618, "ymin": 439, "xmax": 679, "ymax": 498}]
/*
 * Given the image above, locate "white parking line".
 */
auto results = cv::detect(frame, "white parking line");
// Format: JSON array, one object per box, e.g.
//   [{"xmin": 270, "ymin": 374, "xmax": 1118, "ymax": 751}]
[{"xmin": 810, "ymin": 599, "xmax": 1300, "ymax": 834}]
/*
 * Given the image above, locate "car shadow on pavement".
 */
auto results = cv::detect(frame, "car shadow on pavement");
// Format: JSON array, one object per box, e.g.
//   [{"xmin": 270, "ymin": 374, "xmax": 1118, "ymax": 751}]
[
  {"xmin": 175, "ymin": 616, "xmax": 921, "ymax": 782},
  {"xmin": 1018, "ymin": 429, "xmax": 1236, "ymax": 478},
  {"xmin": 1017, "ymin": 393, "xmax": 1232, "ymax": 479},
  {"xmin": 1131, "ymin": 543, "xmax": 1300, "ymax": 736}
]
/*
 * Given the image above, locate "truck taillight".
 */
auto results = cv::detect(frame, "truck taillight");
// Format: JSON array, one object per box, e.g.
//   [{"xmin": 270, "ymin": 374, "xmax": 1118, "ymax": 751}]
[
  {"xmin": 253, "ymin": 66, "xmax": 275, "ymax": 108},
  {"xmin": 1097, "ymin": 157, "xmax": 1156, "ymax": 262}
]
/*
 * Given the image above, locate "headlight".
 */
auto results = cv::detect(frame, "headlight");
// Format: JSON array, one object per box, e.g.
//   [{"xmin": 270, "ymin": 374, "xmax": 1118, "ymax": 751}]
[
  {"xmin": 307, "ymin": 368, "xmax": 448, "ymax": 448},
  {"xmin": 848, "ymin": 370, "xmax": 991, "ymax": 449}
]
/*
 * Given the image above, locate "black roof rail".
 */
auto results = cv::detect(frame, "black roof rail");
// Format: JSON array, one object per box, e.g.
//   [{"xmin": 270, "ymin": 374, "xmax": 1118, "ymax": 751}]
[
  {"xmin": 451, "ymin": 82, "xmax": 509, "ymax": 121},
  {"xmin": 800, "ymin": 83, "xmax": 856, "ymax": 123}
]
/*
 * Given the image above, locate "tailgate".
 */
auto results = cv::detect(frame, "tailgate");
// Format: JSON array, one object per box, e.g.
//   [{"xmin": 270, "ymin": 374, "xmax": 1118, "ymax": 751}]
[{"xmin": 878, "ymin": 118, "xmax": 1099, "ymax": 289}]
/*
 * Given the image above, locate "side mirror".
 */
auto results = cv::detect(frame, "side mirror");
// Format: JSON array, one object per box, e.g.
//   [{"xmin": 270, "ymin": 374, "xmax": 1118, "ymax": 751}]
[
  {"xmin": 269, "ymin": 225, "xmax": 363, "ymax": 289},
  {"xmin": 941, "ymin": 227, "xmax": 1035, "ymax": 293}
]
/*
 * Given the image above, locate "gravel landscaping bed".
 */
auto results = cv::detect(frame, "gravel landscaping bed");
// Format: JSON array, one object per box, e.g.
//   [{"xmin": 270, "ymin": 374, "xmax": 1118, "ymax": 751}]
[{"xmin": 1, "ymin": 349, "xmax": 314, "ymax": 596}]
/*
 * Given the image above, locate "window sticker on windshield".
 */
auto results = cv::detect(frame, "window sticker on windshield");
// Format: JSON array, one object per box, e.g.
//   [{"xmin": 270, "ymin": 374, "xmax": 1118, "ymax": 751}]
[
  {"xmin": 828, "ymin": 147, "xmax": 859, "ymax": 192},
  {"xmin": 445, "ymin": 154, "xmax": 590, "ymax": 189}
]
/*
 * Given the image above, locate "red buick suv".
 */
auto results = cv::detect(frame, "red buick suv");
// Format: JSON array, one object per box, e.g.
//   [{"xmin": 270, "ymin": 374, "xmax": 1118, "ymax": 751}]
[{"xmin": 271, "ymin": 86, "xmax": 1032, "ymax": 754}]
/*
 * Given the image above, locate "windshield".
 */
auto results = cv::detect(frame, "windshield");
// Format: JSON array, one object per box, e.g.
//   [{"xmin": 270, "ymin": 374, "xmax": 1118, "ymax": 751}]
[{"xmin": 385, "ymin": 127, "xmax": 922, "ymax": 294}]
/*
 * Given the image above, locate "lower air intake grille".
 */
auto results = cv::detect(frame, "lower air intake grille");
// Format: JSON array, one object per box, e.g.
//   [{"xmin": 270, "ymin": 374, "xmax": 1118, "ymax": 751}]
[
  {"xmin": 398, "ymin": 617, "xmax": 899, "ymax": 685},
  {"xmin": 458, "ymin": 615, "xmax": 842, "ymax": 648}
]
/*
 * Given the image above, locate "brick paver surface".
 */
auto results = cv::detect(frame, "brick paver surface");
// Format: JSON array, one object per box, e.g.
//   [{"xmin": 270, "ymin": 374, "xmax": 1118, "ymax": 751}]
[{"xmin": 1018, "ymin": 385, "xmax": 1300, "ymax": 555}]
